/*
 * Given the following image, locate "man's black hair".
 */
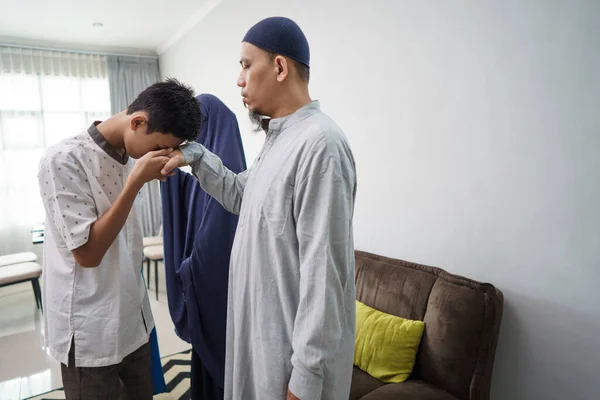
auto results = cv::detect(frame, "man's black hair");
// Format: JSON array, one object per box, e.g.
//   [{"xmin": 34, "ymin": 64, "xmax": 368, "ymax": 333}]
[
  {"xmin": 127, "ymin": 78, "xmax": 202, "ymax": 141},
  {"xmin": 266, "ymin": 51, "xmax": 310, "ymax": 82}
]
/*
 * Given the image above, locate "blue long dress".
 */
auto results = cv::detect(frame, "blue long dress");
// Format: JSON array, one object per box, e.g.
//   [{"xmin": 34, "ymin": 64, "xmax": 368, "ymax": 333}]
[{"xmin": 161, "ymin": 94, "xmax": 246, "ymax": 399}]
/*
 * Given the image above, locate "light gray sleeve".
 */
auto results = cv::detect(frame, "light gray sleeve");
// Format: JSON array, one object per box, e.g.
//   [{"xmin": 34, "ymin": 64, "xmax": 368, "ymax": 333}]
[
  {"xmin": 180, "ymin": 142, "xmax": 248, "ymax": 215},
  {"xmin": 288, "ymin": 138, "xmax": 356, "ymax": 399}
]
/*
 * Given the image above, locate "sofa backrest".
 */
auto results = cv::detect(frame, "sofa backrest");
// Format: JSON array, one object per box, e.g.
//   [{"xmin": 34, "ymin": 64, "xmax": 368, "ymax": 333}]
[{"xmin": 355, "ymin": 251, "xmax": 503, "ymax": 400}]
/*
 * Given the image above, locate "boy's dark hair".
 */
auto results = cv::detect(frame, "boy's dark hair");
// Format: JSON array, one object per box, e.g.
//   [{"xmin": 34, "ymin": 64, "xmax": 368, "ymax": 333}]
[{"xmin": 127, "ymin": 78, "xmax": 202, "ymax": 141}]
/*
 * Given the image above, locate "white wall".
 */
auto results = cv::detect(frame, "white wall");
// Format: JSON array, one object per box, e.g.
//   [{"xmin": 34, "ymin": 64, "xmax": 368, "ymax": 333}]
[{"xmin": 159, "ymin": 1, "xmax": 600, "ymax": 399}]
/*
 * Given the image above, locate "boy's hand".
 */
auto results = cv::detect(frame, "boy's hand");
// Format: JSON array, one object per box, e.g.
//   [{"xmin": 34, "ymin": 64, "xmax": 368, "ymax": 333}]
[
  {"xmin": 129, "ymin": 149, "xmax": 173, "ymax": 189},
  {"xmin": 287, "ymin": 388, "xmax": 300, "ymax": 400},
  {"xmin": 71, "ymin": 148, "xmax": 174, "ymax": 268},
  {"xmin": 161, "ymin": 149, "xmax": 186, "ymax": 176}
]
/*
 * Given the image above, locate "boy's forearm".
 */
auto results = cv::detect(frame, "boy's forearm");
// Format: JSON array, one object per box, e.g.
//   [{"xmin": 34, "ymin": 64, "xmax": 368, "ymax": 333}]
[{"xmin": 71, "ymin": 179, "xmax": 141, "ymax": 268}]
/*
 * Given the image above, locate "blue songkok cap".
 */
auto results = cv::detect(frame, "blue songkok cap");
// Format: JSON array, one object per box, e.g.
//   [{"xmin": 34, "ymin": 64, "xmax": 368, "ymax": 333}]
[{"xmin": 242, "ymin": 16, "xmax": 310, "ymax": 68}]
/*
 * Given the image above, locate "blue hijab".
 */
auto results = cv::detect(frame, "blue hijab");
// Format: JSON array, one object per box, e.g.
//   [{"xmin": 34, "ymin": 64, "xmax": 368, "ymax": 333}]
[{"xmin": 161, "ymin": 94, "xmax": 246, "ymax": 388}]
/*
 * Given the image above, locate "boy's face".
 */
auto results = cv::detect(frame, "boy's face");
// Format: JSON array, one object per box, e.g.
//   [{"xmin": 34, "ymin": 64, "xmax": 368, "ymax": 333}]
[{"xmin": 124, "ymin": 114, "xmax": 185, "ymax": 159}]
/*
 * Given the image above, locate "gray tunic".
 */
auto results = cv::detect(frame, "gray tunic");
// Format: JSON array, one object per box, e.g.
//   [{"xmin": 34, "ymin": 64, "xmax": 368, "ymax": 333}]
[{"xmin": 182, "ymin": 101, "xmax": 356, "ymax": 400}]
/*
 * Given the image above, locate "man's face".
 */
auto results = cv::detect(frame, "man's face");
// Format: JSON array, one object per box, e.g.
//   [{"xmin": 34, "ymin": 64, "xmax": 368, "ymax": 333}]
[
  {"xmin": 238, "ymin": 42, "xmax": 279, "ymax": 117},
  {"xmin": 124, "ymin": 114, "xmax": 184, "ymax": 159}
]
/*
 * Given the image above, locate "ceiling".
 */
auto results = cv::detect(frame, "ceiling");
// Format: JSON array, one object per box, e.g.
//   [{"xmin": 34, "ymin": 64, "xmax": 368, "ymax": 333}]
[{"xmin": 0, "ymin": 0, "xmax": 217, "ymax": 54}]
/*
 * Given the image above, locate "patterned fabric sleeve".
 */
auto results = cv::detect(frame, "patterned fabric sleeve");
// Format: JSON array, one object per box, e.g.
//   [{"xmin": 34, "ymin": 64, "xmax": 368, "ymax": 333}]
[{"xmin": 38, "ymin": 155, "xmax": 97, "ymax": 251}]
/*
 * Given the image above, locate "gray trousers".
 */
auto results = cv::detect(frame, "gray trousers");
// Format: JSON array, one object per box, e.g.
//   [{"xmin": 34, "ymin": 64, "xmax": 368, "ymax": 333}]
[{"xmin": 61, "ymin": 339, "xmax": 153, "ymax": 400}]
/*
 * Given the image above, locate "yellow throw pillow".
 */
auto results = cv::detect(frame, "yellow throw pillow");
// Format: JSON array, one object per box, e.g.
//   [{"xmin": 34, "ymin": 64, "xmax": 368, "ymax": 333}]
[{"xmin": 354, "ymin": 300, "xmax": 425, "ymax": 383}]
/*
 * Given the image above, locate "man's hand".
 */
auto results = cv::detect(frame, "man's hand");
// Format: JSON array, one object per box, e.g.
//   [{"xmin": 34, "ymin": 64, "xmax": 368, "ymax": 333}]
[
  {"xmin": 129, "ymin": 149, "xmax": 173, "ymax": 189},
  {"xmin": 161, "ymin": 149, "xmax": 186, "ymax": 176},
  {"xmin": 286, "ymin": 388, "xmax": 300, "ymax": 400}
]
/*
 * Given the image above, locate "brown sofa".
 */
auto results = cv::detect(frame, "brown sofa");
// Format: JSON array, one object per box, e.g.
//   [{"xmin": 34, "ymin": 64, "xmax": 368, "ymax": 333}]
[{"xmin": 350, "ymin": 251, "xmax": 503, "ymax": 400}]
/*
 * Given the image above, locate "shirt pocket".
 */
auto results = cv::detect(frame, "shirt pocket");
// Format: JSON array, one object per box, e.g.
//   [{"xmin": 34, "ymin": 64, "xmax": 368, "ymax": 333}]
[{"xmin": 260, "ymin": 178, "xmax": 294, "ymax": 237}]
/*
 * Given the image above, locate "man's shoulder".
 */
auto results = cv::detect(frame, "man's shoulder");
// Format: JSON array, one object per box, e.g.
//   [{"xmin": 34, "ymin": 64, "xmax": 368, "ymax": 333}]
[
  {"xmin": 300, "ymin": 112, "xmax": 351, "ymax": 154},
  {"xmin": 40, "ymin": 132, "xmax": 91, "ymax": 167},
  {"xmin": 305, "ymin": 110, "xmax": 344, "ymax": 133}
]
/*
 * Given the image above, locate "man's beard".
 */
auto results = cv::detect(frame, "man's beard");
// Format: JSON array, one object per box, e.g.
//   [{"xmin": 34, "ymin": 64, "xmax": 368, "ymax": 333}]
[
  {"xmin": 245, "ymin": 103, "xmax": 270, "ymax": 133},
  {"xmin": 248, "ymin": 110, "xmax": 264, "ymax": 132}
]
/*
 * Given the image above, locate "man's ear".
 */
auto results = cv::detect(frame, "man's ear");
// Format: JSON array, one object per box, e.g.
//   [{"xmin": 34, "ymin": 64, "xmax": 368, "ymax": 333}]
[
  {"xmin": 275, "ymin": 55, "xmax": 289, "ymax": 82},
  {"xmin": 130, "ymin": 114, "xmax": 147, "ymax": 131}
]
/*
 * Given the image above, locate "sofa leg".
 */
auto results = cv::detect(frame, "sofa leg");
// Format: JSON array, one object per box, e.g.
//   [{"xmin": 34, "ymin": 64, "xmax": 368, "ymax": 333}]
[
  {"xmin": 154, "ymin": 260, "xmax": 159, "ymax": 301},
  {"xmin": 31, "ymin": 279, "xmax": 42, "ymax": 312},
  {"xmin": 146, "ymin": 258, "xmax": 151, "ymax": 288},
  {"xmin": 30, "ymin": 280, "xmax": 39, "ymax": 309}
]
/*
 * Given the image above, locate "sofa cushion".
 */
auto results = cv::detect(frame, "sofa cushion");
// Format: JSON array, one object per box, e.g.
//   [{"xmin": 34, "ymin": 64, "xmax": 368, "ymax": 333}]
[
  {"xmin": 415, "ymin": 274, "xmax": 502, "ymax": 399},
  {"xmin": 359, "ymin": 380, "xmax": 458, "ymax": 400},
  {"xmin": 0, "ymin": 262, "xmax": 42, "ymax": 285},
  {"xmin": 355, "ymin": 251, "xmax": 439, "ymax": 321},
  {"xmin": 350, "ymin": 367, "xmax": 385, "ymax": 400},
  {"xmin": 0, "ymin": 252, "xmax": 37, "ymax": 267},
  {"xmin": 355, "ymin": 300, "xmax": 425, "ymax": 383}
]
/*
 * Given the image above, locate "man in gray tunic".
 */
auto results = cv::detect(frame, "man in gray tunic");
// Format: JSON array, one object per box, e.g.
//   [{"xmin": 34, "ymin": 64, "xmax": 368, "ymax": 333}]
[{"xmin": 162, "ymin": 17, "xmax": 356, "ymax": 400}]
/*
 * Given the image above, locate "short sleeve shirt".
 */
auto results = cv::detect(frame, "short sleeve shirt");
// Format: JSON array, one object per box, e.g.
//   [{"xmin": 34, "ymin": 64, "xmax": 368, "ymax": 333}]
[{"xmin": 38, "ymin": 122, "xmax": 154, "ymax": 367}]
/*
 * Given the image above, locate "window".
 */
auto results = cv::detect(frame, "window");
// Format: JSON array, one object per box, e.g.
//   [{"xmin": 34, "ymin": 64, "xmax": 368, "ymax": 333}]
[{"xmin": 0, "ymin": 48, "xmax": 110, "ymax": 254}]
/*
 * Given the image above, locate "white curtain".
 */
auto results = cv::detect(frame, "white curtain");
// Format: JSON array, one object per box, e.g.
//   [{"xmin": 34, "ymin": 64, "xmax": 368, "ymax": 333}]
[
  {"xmin": 0, "ymin": 47, "xmax": 111, "ymax": 255},
  {"xmin": 108, "ymin": 56, "xmax": 160, "ymax": 114},
  {"xmin": 107, "ymin": 55, "xmax": 162, "ymax": 237}
]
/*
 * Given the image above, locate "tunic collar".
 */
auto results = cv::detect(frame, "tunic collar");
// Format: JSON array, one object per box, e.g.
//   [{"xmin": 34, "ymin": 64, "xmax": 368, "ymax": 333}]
[
  {"xmin": 267, "ymin": 100, "xmax": 320, "ymax": 134},
  {"xmin": 87, "ymin": 121, "xmax": 130, "ymax": 165}
]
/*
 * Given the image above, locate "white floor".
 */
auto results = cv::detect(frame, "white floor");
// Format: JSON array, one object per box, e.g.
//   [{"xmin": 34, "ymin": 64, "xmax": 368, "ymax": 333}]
[{"xmin": 0, "ymin": 263, "xmax": 190, "ymax": 400}]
